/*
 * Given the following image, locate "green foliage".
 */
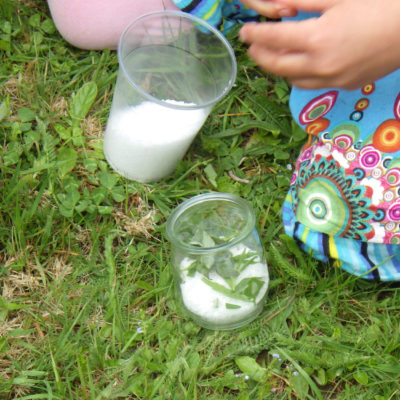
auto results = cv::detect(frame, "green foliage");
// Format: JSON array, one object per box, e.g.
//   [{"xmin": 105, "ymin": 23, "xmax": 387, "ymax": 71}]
[
  {"xmin": 235, "ymin": 356, "xmax": 267, "ymax": 383},
  {"xmin": 70, "ymin": 82, "xmax": 98, "ymax": 123},
  {"xmin": 0, "ymin": 2, "xmax": 399, "ymax": 400}
]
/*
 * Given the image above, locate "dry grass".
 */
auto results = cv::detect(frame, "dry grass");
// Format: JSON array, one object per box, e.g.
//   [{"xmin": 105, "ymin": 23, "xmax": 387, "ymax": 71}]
[
  {"xmin": 113, "ymin": 195, "xmax": 157, "ymax": 240},
  {"xmin": 82, "ymin": 115, "xmax": 103, "ymax": 138}
]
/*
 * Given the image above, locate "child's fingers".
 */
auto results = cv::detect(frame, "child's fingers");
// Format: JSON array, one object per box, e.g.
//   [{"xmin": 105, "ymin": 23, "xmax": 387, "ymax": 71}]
[
  {"xmin": 291, "ymin": 75, "xmax": 368, "ymax": 90},
  {"xmin": 247, "ymin": 43, "xmax": 312, "ymax": 77},
  {"xmin": 246, "ymin": 44, "xmax": 356, "ymax": 90},
  {"xmin": 289, "ymin": 77, "xmax": 331, "ymax": 89},
  {"xmin": 240, "ymin": 21, "xmax": 311, "ymax": 52},
  {"xmin": 291, "ymin": 78, "xmax": 335, "ymax": 89},
  {"xmin": 278, "ymin": 0, "xmax": 338, "ymax": 12},
  {"xmin": 240, "ymin": 0, "xmax": 297, "ymax": 18}
]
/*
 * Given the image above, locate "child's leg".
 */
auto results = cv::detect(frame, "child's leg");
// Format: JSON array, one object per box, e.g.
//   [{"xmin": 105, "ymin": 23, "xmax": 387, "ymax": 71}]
[{"xmin": 46, "ymin": 0, "xmax": 179, "ymax": 50}]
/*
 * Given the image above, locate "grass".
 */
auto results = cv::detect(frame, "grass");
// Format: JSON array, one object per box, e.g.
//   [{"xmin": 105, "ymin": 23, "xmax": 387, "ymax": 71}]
[{"xmin": 1, "ymin": 1, "xmax": 400, "ymax": 399}]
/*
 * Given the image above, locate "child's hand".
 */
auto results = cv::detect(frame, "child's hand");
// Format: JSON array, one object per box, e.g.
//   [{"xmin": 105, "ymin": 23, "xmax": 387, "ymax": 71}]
[
  {"xmin": 239, "ymin": 0, "xmax": 400, "ymax": 89},
  {"xmin": 240, "ymin": 0, "xmax": 298, "ymax": 19}
]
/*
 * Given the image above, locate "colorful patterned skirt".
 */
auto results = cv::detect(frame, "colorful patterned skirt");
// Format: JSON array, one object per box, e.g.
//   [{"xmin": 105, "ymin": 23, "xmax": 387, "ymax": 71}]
[{"xmin": 284, "ymin": 78, "xmax": 400, "ymax": 281}]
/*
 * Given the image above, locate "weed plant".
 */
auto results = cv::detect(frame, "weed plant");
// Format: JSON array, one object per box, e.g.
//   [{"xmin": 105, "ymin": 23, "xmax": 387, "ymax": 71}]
[{"xmin": 1, "ymin": 1, "xmax": 399, "ymax": 399}]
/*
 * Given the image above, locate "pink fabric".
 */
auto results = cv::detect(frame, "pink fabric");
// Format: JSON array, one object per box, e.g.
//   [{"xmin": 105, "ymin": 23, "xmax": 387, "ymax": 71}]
[{"xmin": 47, "ymin": 0, "xmax": 179, "ymax": 49}]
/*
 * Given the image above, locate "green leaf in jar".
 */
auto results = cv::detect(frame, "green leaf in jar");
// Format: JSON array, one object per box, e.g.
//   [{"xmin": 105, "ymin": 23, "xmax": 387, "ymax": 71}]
[
  {"xmin": 225, "ymin": 303, "xmax": 241, "ymax": 309},
  {"xmin": 232, "ymin": 252, "xmax": 258, "ymax": 273},
  {"xmin": 201, "ymin": 278, "xmax": 252, "ymax": 303},
  {"xmin": 235, "ymin": 277, "xmax": 265, "ymax": 301},
  {"xmin": 201, "ymin": 231, "xmax": 216, "ymax": 248},
  {"xmin": 215, "ymin": 254, "xmax": 238, "ymax": 279},
  {"xmin": 185, "ymin": 259, "xmax": 211, "ymax": 278},
  {"xmin": 189, "ymin": 229, "xmax": 215, "ymax": 248}
]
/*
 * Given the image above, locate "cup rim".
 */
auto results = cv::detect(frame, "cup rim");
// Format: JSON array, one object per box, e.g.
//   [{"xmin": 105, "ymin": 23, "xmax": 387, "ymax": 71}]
[
  {"xmin": 166, "ymin": 192, "xmax": 256, "ymax": 253},
  {"xmin": 117, "ymin": 10, "xmax": 237, "ymax": 110}
]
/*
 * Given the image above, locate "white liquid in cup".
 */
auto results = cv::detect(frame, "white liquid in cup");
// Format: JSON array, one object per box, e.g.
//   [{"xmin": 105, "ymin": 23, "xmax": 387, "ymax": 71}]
[{"xmin": 103, "ymin": 100, "xmax": 210, "ymax": 183}]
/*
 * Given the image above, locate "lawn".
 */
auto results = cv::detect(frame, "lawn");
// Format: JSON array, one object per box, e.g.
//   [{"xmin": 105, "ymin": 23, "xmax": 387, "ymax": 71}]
[{"xmin": 1, "ymin": 1, "xmax": 400, "ymax": 399}]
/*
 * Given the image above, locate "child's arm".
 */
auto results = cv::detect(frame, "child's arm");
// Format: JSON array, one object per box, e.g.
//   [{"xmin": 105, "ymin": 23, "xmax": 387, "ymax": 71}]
[
  {"xmin": 239, "ymin": 0, "xmax": 400, "ymax": 89},
  {"xmin": 47, "ymin": 0, "xmax": 179, "ymax": 50}
]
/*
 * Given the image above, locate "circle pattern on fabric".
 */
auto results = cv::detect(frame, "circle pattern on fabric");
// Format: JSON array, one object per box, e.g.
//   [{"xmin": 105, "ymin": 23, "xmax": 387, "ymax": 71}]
[
  {"xmin": 293, "ymin": 156, "xmax": 374, "ymax": 239},
  {"xmin": 305, "ymin": 118, "xmax": 330, "ymax": 135},
  {"xmin": 291, "ymin": 83, "xmax": 400, "ymax": 245},
  {"xmin": 334, "ymin": 134, "xmax": 353, "ymax": 150},
  {"xmin": 360, "ymin": 146, "xmax": 381, "ymax": 168},
  {"xmin": 384, "ymin": 190, "xmax": 395, "ymax": 202},
  {"xmin": 331, "ymin": 122, "xmax": 360, "ymax": 142},
  {"xmin": 373, "ymin": 119, "xmax": 400, "ymax": 153},
  {"xmin": 355, "ymin": 98, "xmax": 369, "ymax": 111},
  {"xmin": 350, "ymin": 110, "xmax": 363, "ymax": 122},
  {"xmin": 373, "ymin": 209, "xmax": 385, "ymax": 222},
  {"xmin": 345, "ymin": 151, "xmax": 357, "ymax": 161},
  {"xmin": 388, "ymin": 203, "xmax": 400, "ymax": 221},
  {"xmin": 390, "ymin": 234, "xmax": 400, "ymax": 244},
  {"xmin": 353, "ymin": 168, "xmax": 365, "ymax": 179},
  {"xmin": 362, "ymin": 83, "xmax": 375, "ymax": 95},
  {"xmin": 371, "ymin": 167, "xmax": 383, "ymax": 178},
  {"xmin": 307, "ymin": 195, "xmax": 331, "ymax": 224},
  {"xmin": 385, "ymin": 221, "xmax": 396, "ymax": 231},
  {"xmin": 386, "ymin": 168, "xmax": 400, "ymax": 186},
  {"xmin": 383, "ymin": 157, "xmax": 393, "ymax": 168},
  {"xmin": 299, "ymin": 91, "xmax": 338, "ymax": 124}
]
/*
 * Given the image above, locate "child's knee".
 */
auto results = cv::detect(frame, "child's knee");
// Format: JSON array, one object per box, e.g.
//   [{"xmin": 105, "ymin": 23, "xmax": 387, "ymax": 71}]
[{"xmin": 46, "ymin": 0, "xmax": 179, "ymax": 50}]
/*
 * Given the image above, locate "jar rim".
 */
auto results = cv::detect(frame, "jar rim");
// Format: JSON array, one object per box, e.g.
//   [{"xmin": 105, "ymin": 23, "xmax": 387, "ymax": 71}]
[
  {"xmin": 117, "ymin": 10, "xmax": 237, "ymax": 111},
  {"xmin": 166, "ymin": 192, "xmax": 256, "ymax": 253}
]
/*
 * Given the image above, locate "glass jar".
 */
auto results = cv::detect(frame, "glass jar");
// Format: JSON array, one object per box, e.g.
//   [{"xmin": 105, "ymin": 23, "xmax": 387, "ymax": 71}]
[{"xmin": 166, "ymin": 192, "xmax": 269, "ymax": 330}]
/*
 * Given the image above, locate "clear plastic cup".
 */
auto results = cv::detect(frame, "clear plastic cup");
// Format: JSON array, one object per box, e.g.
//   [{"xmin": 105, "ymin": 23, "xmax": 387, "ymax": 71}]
[
  {"xmin": 166, "ymin": 192, "xmax": 269, "ymax": 330},
  {"xmin": 103, "ymin": 11, "xmax": 237, "ymax": 183}
]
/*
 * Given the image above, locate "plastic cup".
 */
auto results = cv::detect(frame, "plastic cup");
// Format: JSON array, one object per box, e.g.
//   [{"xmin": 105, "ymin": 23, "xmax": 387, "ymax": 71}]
[{"xmin": 103, "ymin": 11, "xmax": 237, "ymax": 183}]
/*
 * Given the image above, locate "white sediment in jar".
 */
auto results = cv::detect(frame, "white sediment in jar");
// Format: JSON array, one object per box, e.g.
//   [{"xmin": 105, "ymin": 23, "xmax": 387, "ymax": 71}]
[
  {"xmin": 179, "ymin": 244, "xmax": 269, "ymax": 325},
  {"xmin": 104, "ymin": 100, "xmax": 210, "ymax": 183}
]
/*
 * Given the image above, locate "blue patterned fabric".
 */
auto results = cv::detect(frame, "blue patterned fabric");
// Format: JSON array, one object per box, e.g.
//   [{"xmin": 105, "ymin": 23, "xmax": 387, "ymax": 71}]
[
  {"xmin": 172, "ymin": 0, "xmax": 259, "ymax": 33},
  {"xmin": 282, "ymin": 12, "xmax": 400, "ymax": 281},
  {"xmin": 283, "ymin": 193, "xmax": 400, "ymax": 281}
]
